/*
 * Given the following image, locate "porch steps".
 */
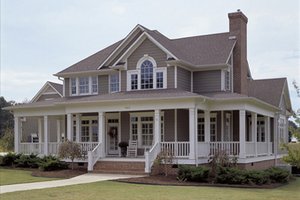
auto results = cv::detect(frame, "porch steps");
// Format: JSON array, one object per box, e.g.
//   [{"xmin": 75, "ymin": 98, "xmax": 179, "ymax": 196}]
[{"xmin": 93, "ymin": 160, "xmax": 147, "ymax": 175}]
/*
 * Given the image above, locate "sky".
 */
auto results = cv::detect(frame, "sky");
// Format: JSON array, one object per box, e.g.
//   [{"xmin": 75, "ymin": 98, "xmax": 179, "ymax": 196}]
[{"xmin": 0, "ymin": 0, "xmax": 299, "ymax": 110}]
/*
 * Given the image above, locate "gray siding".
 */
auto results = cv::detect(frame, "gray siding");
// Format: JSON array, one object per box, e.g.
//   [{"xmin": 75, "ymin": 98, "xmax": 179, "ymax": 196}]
[
  {"xmin": 167, "ymin": 66, "xmax": 175, "ymax": 89},
  {"xmin": 98, "ymin": 75, "xmax": 109, "ymax": 94},
  {"xmin": 36, "ymin": 94, "xmax": 61, "ymax": 102},
  {"xmin": 64, "ymin": 78, "xmax": 70, "ymax": 97},
  {"xmin": 193, "ymin": 70, "xmax": 221, "ymax": 93},
  {"xmin": 177, "ymin": 67, "xmax": 191, "ymax": 91},
  {"xmin": 164, "ymin": 110, "xmax": 175, "ymax": 141},
  {"xmin": 177, "ymin": 109, "xmax": 189, "ymax": 141},
  {"xmin": 21, "ymin": 117, "xmax": 38, "ymax": 142},
  {"xmin": 127, "ymin": 38, "xmax": 167, "ymax": 70},
  {"xmin": 121, "ymin": 70, "xmax": 127, "ymax": 92}
]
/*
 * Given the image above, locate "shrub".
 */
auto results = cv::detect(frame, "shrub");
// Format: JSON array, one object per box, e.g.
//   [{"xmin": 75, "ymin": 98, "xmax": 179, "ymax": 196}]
[
  {"xmin": 282, "ymin": 143, "xmax": 300, "ymax": 168},
  {"xmin": 15, "ymin": 154, "xmax": 40, "ymax": 168},
  {"xmin": 0, "ymin": 128, "xmax": 14, "ymax": 152},
  {"xmin": 190, "ymin": 166, "xmax": 210, "ymax": 182},
  {"xmin": 246, "ymin": 170, "xmax": 269, "ymax": 185},
  {"xmin": 265, "ymin": 167, "xmax": 290, "ymax": 183},
  {"xmin": 177, "ymin": 165, "xmax": 193, "ymax": 181},
  {"xmin": 38, "ymin": 155, "xmax": 68, "ymax": 171},
  {"xmin": 58, "ymin": 140, "xmax": 82, "ymax": 170},
  {"xmin": 0, "ymin": 152, "xmax": 21, "ymax": 166},
  {"xmin": 216, "ymin": 167, "xmax": 247, "ymax": 184}
]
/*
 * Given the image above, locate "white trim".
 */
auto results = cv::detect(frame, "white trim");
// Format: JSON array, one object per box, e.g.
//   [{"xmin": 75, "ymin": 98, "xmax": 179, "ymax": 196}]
[
  {"xmin": 98, "ymin": 24, "xmax": 145, "ymax": 69},
  {"xmin": 174, "ymin": 65, "xmax": 177, "ymax": 88},
  {"xmin": 31, "ymin": 82, "xmax": 63, "ymax": 103},
  {"xmin": 70, "ymin": 76, "xmax": 98, "ymax": 96},
  {"xmin": 109, "ymin": 72, "xmax": 120, "ymax": 93}
]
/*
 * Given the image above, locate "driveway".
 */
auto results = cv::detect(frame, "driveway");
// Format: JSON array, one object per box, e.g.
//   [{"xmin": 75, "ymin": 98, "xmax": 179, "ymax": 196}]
[{"xmin": 0, "ymin": 173, "xmax": 144, "ymax": 194}]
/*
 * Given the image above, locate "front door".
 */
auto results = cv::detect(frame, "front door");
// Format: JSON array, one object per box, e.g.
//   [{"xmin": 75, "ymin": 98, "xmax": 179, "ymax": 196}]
[{"xmin": 107, "ymin": 118, "xmax": 119, "ymax": 155}]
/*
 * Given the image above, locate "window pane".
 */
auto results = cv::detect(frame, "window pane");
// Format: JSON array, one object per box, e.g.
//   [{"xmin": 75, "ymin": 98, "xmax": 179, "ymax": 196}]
[
  {"xmin": 79, "ymin": 77, "xmax": 89, "ymax": 94},
  {"xmin": 131, "ymin": 74, "xmax": 138, "ymax": 90},
  {"xmin": 92, "ymin": 77, "xmax": 98, "ymax": 93},
  {"xmin": 141, "ymin": 60, "xmax": 153, "ymax": 89},
  {"xmin": 110, "ymin": 74, "xmax": 119, "ymax": 92},
  {"xmin": 156, "ymin": 72, "xmax": 163, "ymax": 88},
  {"xmin": 71, "ymin": 78, "xmax": 77, "ymax": 95}
]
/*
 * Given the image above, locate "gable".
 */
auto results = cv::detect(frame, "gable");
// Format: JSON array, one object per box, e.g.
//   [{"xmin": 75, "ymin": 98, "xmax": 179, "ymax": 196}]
[
  {"xmin": 127, "ymin": 38, "xmax": 167, "ymax": 70},
  {"xmin": 31, "ymin": 82, "xmax": 63, "ymax": 103}
]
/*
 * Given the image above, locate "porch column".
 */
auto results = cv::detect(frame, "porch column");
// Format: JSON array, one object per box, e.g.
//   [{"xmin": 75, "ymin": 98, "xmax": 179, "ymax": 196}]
[
  {"xmin": 44, "ymin": 115, "xmax": 49, "ymax": 155},
  {"xmin": 265, "ymin": 116, "xmax": 271, "ymax": 155},
  {"xmin": 56, "ymin": 119, "xmax": 61, "ymax": 143},
  {"xmin": 251, "ymin": 112, "xmax": 257, "ymax": 157},
  {"xmin": 67, "ymin": 113, "xmax": 72, "ymax": 141},
  {"xmin": 98, "ymin": 112, "xmax": 105, "ymax": 156},
  {"xmin": 239, "ymin": 110, "xmax": 246, "ymax": 159},
  {"xmin": 189, "ymin": 108, "xmax": 196, "ymax": 160},
  {"xmin": 154, "ymin": 109, "xmax": 161, "ymax": 144},
  {"xmin": 14, "ymin": 117, "xmax": 20, "ymax": 153},
  {"xmin": 75, "ymin": 114, "xmax": 80, "ymax": 142},
  {"xmin": 204, "ymin": 110, "xmax": 210, "ymax": 143}
]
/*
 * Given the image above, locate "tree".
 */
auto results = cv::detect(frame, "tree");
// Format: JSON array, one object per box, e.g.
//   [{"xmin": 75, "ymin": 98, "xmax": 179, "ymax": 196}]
[
  {"xmin": 282, "ymin": 143, "xmax": 300, "ymax": 169},
  {"xmin": 288, "ymin": 81, "xmax": 300, "ymax": 141},
  {"xmin": 0, "ymin": 128, "xmax": 14, "ymax": 152},
  {"xmin": 58, "ymin": 140, "xmax": 82, "ymax": 170},
  {"xmin": 0, "ymin": 97, "xmax": 14, "ymax": 137}
]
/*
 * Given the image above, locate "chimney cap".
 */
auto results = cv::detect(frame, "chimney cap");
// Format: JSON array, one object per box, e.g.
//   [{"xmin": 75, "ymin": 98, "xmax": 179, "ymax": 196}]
[{"xmin": 228, "ymin": 10, "xmax": 248, "ymax": 23}]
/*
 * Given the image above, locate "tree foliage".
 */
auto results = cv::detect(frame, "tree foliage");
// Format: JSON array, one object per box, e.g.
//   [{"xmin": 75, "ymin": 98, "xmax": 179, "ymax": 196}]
[
  {"xmin": 282, "ymin": 143, "xmax": 300, "ymax": 168},
  {"xmin": 0, "ymin": 128, "xmax": 14, "ymax": 152},
  {"xmin": 289, "ymin": 81, "xmax": 300, "ymax": 140},
  {"xmin": 0, "ymin": 96, "xmax": 14, "ymax": 137},
  {"xmin": 58, "ymin": 140, "xmax": 82, "ymax": 170}
]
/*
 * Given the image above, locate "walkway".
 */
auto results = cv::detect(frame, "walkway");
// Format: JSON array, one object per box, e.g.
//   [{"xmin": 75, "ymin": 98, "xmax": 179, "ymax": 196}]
[{"xmin": 0, "ymin": 173, "xmax": 144, "ymax": 194}]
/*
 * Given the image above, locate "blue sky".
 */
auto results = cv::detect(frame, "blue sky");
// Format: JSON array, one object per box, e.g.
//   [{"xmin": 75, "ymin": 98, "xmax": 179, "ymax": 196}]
[{"xmin": 0, "ymin": 0, "xmax": 299, "ymax": 110}]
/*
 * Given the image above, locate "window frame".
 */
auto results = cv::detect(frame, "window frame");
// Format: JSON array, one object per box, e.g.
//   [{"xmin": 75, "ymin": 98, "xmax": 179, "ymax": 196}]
[
  {"xmin": 69, "ymin": 76, "xmax": 98, "ymax": 96},
  {"xmin": 197, "ymin": 113, "xmax": 217, "ymax": 142},
  {"xmin": 109, "ymin": 73, "xmax": 120, "ymax": 93}
]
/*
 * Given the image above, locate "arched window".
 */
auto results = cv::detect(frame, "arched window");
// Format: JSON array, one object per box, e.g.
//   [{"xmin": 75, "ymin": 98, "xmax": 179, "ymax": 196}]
[{"xmin": 140, "ymin": 60, "xmax": 154, "ymax": 89}]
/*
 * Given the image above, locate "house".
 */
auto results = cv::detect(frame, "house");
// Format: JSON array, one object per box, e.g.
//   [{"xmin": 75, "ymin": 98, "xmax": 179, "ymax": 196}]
[{"xmin": 6, "ymin": 11, "xmax": 292, "ymax": 173}]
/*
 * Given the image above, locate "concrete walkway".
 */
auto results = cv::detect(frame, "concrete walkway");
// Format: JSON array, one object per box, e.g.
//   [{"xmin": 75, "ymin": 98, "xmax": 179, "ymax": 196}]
[{"xmin": 0, "ymin": 173, "xmax": 144, "ymax": 194}]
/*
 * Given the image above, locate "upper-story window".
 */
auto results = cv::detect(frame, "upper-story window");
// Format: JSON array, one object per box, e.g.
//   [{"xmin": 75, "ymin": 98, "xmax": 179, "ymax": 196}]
[
  {"xmin": 70, "ymin": 76, "xmax": 98, "ymax": 96},
  {"xmin": 127, "ymin": 56, "xmax": 167, "ymax": 91},
  {"xmin": 110, "ymin": 73, "xmax": 119, "ymax": 93},
  {"xmin": 225, "ymin": 70, "xmax": 230, "ymax": 91}
]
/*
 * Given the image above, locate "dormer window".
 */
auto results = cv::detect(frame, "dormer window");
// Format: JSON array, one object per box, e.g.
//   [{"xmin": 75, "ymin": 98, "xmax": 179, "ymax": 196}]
[
  {"xmin": 127, "ymin": 56, "xmax": 167, "ymax": 91},
  {"xmin": 109, "ymin": 73, "xmax": 120, "ymax": 93}
]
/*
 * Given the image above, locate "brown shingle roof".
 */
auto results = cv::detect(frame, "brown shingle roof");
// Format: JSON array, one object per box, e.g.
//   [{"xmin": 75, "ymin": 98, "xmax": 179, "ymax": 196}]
[
  {"xmin": 55, "ymin": 25, "xmax": 235, "ymax": 75},
  {"xmin": 56, "ymin": 40, "xmax": 123, "ymax": 74},
  {"xmin": 48, "ymin": 81, "xmax": 63, "ymax": 96},
  {"xmin": 248, "ymin": 78, "xmax": 286, "ymax": 107}
]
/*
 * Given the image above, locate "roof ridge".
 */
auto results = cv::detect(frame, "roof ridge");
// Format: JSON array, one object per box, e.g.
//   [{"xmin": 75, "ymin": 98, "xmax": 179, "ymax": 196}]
[
  {"xmin": 48, "ymin": 81, "xmax": 62, "ymax": 86},
  {"xmin": 171, "ymin": 32, "xmax": 230, "ymax": 41}
]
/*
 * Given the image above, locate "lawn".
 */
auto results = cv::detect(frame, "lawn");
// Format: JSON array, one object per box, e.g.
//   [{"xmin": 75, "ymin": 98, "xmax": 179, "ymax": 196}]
[
  {"xmin": 1, "ymin": 178, "xmax": 299, "ymax": 200},
  {"xmin": 0, "ymin": 168, "xmax": 60, "ymax": 186}
]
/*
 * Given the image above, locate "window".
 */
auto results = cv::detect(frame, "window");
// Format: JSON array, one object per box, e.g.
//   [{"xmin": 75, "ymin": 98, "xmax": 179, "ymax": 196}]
[
  {"xmin": 141, "ymin": 60, "xmax": 154, "ymax": 89},
  {"xmin": 81, "ymin": 120, "xmax": 90, "ymax": 142},
  {"xmin": 79, "ymin": 77, "xmax": 89, "ymax": 94},
  {"xmin": 156, "ymin": 72, "xmax": 164, "ymax": 89},
  {"xmin": 73, "ymin": 120, "xmax": 77, "ymax": 141},
  {"xmin": 71, "ymin": 78, "xmax": 77, "ymax": 95},
  {"xmin": 92, "ymin": 77, "xmax": 98, "ymax": 94},
  {"xmin": 110, "ymin": 74, "xmax": 119, "ymax": 93},
  {"xmin": 127, "ymin": 56, "xmax": 166, "ymax": 91},
  {"xmin": 225, "ymin": 70, "xmax": 230, "ymax": 91},
  {"xmin": 130, "ymin": 112, "xmax": 164, "ymax": 147},
  {"xmin": 197, "ymin": 114, "xmax": 217, "ymax": 142},
  {"xmin": 131, "ymin": 74, "xmax": 138, "ymax": 90},
  {"xmin": 197, "ymin": 118, "xmax": 205, "ymax": 142},
  {"xmin": 257, "ymin": 118, "xmax": 265, "ymax": 142},
  {"xmin": 91, "ymin": 120, "xmax": 98, "ymax": 142}
]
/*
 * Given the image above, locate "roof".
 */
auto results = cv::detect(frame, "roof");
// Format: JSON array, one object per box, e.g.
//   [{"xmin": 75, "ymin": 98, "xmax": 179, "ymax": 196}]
[
  {"xmin": 56, "ymin": 40, "xmax": 123, "ymax": 74},
  {"xmin": 55, "ymin": 25, "xmax": 235, "ymax": 75},
  {"xmin": 48, "ymin": 81, "xmax": 63, "ymax": 96},
  {"xmin": 248, "ymin": 78, "xmax": 287, "ymax": 107}
]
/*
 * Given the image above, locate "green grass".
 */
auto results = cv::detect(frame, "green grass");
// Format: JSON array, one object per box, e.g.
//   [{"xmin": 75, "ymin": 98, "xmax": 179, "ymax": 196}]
[
  {"xmin": 0, "ymin": 168, "xmax": 60, "ymax": 186},
  {"xmin": 1, "ymin": 178, "xmax": 299, "ymax": 200}
]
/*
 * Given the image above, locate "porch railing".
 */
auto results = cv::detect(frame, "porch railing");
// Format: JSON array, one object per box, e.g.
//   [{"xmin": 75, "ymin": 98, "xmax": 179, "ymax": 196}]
[
  {"xmin": 19, "ymin": 143, "xmax": 44, "ymax": 155},
  {"xmin": 88, "ymin": 143, "xmax": 102, "ymax": 171},
  {"xmin": 48, "ymin": 142, "xmax": 60, "ymax": 155},
  {"xmin": 145, "ymin": 142, "xmax": 160, "ymax": 173},
  {"xmin": 246, "ymin": 142, "xmax": 255, "ymax": 157},
  {"xmin": 209, "ymin": 142, "xmax": 239, "ymax": 156},
  {"xmin": 198, "ymin": 142, "xmax": 210, "ymax": 157},
  {"xmin": 257, "ymin": 142, "xmax": 268, "ymax": 156},
  {"xmin": 161, "ymin": 142, "xmax": 190, "ymax": 158}
]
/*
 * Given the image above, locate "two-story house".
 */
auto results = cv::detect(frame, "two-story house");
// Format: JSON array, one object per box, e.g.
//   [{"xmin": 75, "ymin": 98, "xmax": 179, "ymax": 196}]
[{"xmin": 7, "ymin": 11, "xmax": 292, "ymax": 173}]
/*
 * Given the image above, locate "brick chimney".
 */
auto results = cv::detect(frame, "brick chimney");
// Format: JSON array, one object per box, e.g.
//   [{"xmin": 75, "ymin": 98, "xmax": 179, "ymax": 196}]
[{"xmin": 228, "ymin": 10, "xmax": 248, "ymax": 95}]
